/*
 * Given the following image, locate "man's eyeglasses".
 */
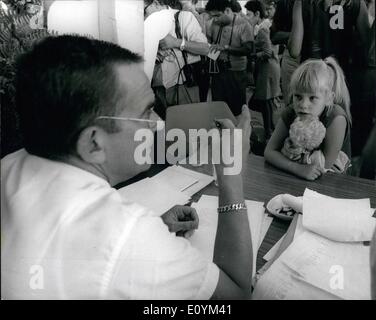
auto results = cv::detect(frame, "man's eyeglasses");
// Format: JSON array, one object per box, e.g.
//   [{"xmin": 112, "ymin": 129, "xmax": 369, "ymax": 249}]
[{"xmin": 95, "ymin": 108, "xmax": 164, "ymax": 131}]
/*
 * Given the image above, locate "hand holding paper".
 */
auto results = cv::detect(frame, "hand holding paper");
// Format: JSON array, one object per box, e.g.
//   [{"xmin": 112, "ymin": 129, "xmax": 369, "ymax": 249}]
[{"xmin": 207, "ymin": 46, "xmax": 221, "ymax": 61}]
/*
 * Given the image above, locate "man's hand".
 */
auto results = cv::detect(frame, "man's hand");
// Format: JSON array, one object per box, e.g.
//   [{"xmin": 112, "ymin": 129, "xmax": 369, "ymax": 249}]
[
  {"xmin": 161, "ymin": 205, "xmax": 199, "ymax": 238},
  {"xmin": 213, "ymin": 105, "xmax": 252, "ymax": 176},
  {"xmin": 209, "ymin": 44, "xmax": 226, "ymax": 53},
  {"xmin": 159, "ymin": 34, "xmax": 180, "ymax": 50},
  {"xmin": 297, "ymin": 163, "xmax": 325, "ymax": 181}
]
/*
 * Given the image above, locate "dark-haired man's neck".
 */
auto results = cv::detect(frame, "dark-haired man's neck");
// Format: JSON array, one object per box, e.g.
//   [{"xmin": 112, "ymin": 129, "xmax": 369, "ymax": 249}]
[
  {"xmin": 62, "ymin": 155, "xmax": 112, "ymax": 185},
  {"xmin": 228, "ymin": 12, "xmax": 235, "ymax": 20}
]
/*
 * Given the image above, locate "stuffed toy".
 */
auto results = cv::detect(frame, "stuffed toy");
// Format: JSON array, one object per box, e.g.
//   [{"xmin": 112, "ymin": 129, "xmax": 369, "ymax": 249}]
[
  {"xmin": 281, "ymin": 114, "xmax": 350, "ymax": 172},
  {"xmin": 281, "ymin": 114, "xmax": 326, "ymax": 164}
]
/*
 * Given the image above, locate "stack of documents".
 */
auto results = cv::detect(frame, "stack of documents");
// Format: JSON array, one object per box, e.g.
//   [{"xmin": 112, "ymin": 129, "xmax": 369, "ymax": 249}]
[
  {"xmin": 189, "ymin": 195, "xmax": 273, "ymax": 278},
  {"xmin": 255, "ymin": 188, "xmax": 375, "ymax": 300},
  {"xmin": 118, "ymin": 166, "xmax": 213, "ymax": 216},
  {"xmin": 255, "ymin": 230, "xmax": 372, "ymax": 300},
  {"xmin": 263, "ymin": 189, "xmax": 376, "ymax": 261}
]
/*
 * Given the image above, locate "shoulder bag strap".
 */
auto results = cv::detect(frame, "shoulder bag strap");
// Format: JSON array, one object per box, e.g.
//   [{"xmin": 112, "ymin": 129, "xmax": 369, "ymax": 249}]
[{"xmin": 174, "ymin": 11, "xmax": 189, "ymax": 66}]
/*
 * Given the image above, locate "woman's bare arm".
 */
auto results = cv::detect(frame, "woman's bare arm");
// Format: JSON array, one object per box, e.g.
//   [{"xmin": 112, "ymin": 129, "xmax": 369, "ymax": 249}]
[{"xmin": 287, "ymin": 0, "xmax": 303, "ymax": 58}]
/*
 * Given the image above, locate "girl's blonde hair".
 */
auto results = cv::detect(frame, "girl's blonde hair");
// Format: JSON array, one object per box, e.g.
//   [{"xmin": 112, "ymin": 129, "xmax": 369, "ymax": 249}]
[{"xmin": 288, "ymin": 56, "xmax": 351, "ymax": 124}]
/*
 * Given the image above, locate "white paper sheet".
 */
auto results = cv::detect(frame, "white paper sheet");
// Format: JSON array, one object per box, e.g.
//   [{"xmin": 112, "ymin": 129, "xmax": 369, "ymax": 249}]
[
  {"xmin": 294, "ymin": 214, "xmax": 305, "ymax": 239},
  {"xmin": 207, "ymin": 50, "xmax": 220, "ymax": 61},
  {"xmin": 253, "ymin": 254, "xmax": 341, "ymax": 300},
  {"xmin": 190, "ymin": 196, "xmax": 218, "ymax": 260},
  {"xmin": 281, "ymin": 231, "xmax": 371, "ymax": 300},
  {"xmin": 149, "ymin": 166, "xmax": 198, "ymax": 192},
  {"xmin": 172, "ymin": 166, "xmax": 214, "ymax": 197},
  {"xmin": 118, "ymin": 165, "xmax": 214, "ymax": 216},
  {"xmin": 118, "ymin": 177, "xmax": 190, "ymax": 216},
  {"xmin": 247, "ymin": 201, "xmax": 265, "ymax": 276},
  {"xmin": 190, "ymin": 195, "xmax": 265, "ymax": 277},
  {"xmin": 303, "ymin": 188, "xmax": 376, "ymax": 242}
]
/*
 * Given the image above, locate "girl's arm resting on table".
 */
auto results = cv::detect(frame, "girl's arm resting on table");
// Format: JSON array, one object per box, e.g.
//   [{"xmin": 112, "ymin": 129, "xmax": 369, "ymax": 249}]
[
  {"xmin": 264, "ymin": 119, "xmax": 300, "ymax": 175},
  {"xmin": 264, "ymin": 119, "xmax": 325, "ymax": 180},
  {"xmin": 321, "ymin": 115, "xmax": 347, "ymax": 169}
]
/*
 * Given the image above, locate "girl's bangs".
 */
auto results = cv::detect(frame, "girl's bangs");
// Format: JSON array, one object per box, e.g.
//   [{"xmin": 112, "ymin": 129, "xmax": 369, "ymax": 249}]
[{"xmin": 290, "ymin": 62, "xmax": 328, "ymax": 95}]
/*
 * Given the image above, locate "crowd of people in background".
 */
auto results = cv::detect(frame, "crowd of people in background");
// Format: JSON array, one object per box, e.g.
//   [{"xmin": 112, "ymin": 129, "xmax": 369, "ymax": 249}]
[
  {"xmin": 1, "ymin": 0, "xmax": 375, "ymax": 300},
  {"xmin": 144, "ymin": 0, "xmax": 375, "ymax": 179}
]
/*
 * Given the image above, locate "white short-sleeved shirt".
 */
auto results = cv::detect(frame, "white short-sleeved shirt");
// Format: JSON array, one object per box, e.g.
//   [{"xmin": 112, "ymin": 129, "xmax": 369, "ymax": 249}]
[
  {"xmin": 1, "ymin": 149, "xmax": 219, "ymax": 299},
  {"xmin": 154, "ymin": 9, "xmax": 208, "ymax": 89}
]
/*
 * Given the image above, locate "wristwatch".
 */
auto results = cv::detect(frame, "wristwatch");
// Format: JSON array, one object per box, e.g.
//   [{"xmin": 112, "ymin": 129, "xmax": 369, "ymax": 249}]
[{"xmin": 180, "ymin": 38, "xmax": 186, "ymax": 51}]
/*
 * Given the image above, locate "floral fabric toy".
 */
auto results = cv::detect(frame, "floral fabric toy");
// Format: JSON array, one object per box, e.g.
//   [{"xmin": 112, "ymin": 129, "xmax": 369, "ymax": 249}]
[
  {"xmin": 281, "ymin": 114, "xmax": 350, "ymax": 172},
  {"xmin": 281, "ymin": 114, "xmax": 326, "ymax": 163}
]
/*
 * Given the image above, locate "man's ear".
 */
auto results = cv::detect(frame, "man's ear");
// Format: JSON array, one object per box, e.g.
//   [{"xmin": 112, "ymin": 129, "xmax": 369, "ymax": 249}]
[
  {"xmin": 76, "ymin": 126, "xmax": 107, "ymax": 164},
  {"xmin": 255, "ymin": 11, "xmax": 260, "ymax": 18},
  {"xmin": 224, "ymin": 7, "xmax": 232, "ymax": 15}
]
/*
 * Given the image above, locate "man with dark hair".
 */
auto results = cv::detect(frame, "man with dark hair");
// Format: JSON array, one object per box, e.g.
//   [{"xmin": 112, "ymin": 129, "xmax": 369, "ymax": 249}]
[
  {"xmin": 231, "ymin": 0, "xmax": 243, "ymax": 13},
  {"xmin": 1, "ymin": 35, "xmax": 253, "ymax": 299},
  {"xmin": 205, "ymin": 0, "xmax": 254, "ymax": 116},
  {"xmin": 15, "ymin": 35, "xmax": 142, "ymax": 162}
]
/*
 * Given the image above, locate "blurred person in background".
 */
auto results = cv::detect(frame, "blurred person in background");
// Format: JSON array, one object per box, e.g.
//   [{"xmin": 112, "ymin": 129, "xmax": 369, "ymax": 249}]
[
  {"xmin": 205, "ymin": 0, "xmax": 254, "ymax": 116},
  {"xmin": 179, "ymin": 0, "xmax": 211, "ymax": 102},
  {"xmin": 246, "ymin": 0, "xmax": 281, "ymax": 139},
  {"xmin": 144, "ymin": 0, "xmax": 209, "ymax": 118}
]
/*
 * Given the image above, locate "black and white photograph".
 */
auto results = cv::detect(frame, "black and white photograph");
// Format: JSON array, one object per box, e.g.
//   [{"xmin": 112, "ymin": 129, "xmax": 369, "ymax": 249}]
[{"xmin": 1, "ymin": 0, "xmax": 375, "ymax": 304}]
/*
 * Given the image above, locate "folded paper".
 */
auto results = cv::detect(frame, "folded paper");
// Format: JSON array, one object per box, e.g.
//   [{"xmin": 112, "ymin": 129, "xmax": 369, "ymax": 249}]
[{"xmin": 302, "ymin": 188, "xmax": 375, "ymax": 242}]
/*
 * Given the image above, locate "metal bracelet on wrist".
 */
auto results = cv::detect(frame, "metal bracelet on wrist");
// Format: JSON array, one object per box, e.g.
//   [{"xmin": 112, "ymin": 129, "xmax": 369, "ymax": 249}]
[{"xmin": 217, "ymin": 202, "xmax": 247, "ymax": 213}]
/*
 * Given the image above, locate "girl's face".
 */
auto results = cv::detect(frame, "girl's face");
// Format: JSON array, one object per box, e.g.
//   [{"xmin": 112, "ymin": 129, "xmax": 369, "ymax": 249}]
[{"xmin": 292, "ymin": 89, "xmax": 331, "ymax": 117}]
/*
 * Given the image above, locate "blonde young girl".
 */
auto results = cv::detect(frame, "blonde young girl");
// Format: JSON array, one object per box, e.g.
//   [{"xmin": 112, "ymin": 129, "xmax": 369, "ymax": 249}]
[{"xmin": 264, "ymin": 57, "xmax": 352, "ymax": 181}]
